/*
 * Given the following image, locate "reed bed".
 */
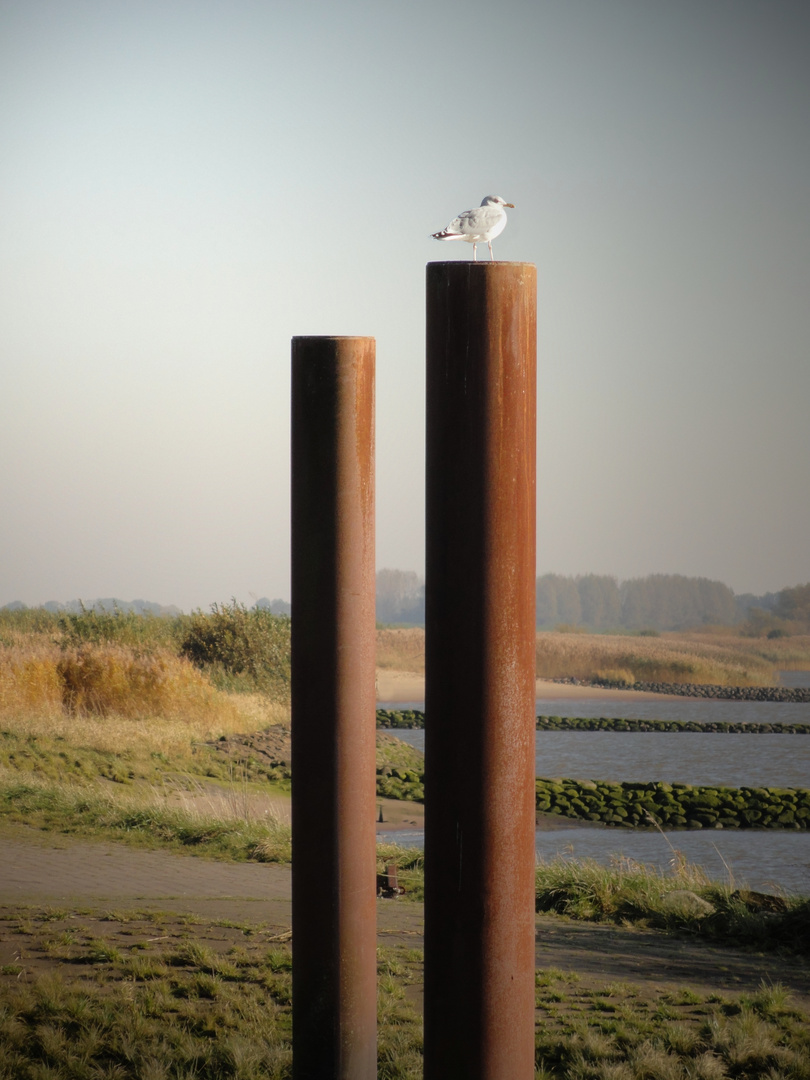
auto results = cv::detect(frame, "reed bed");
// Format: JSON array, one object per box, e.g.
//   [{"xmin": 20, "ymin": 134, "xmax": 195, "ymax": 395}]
[
  {"xmin": 375, "ymin": 628, "xmax": 427, "ymax": 673},
  {"xmin": 535, "ymin": 632, "xmax": 776, "ymax": 686},
  {"xmin": 0, "ymin": 772, "xmax": 293, "ymax": 863},
  {"xmin": 676, "ymin": 631, "xmax": 810, "ymax": 672},
  {"xmin": 374, "ymin": 628, "xmax": 787, "ymax": 686}
]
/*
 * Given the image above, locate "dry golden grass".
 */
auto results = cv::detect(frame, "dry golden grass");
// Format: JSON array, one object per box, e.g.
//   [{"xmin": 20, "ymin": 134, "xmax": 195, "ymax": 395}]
[
  {"xmin": 0, "ymin": 641, "xmax": 63, "ymax": 712},
  {"xmin": 535, "ymin": 632, "xmax": 776, "ymax": 686},
  {"xmin": 675, "ymin": 631, "xmax": 810, "ymax": 671},
  {"xmin": 0, "ymin": 641, "xmax": 263, "ymax": 756},
  {"xmin": 375, "ymin": 627, "xmax": 795, "ymax": 686},
  {"xmin": 376, "ymin": 628, "xmax": 426, "ymax": 673}
]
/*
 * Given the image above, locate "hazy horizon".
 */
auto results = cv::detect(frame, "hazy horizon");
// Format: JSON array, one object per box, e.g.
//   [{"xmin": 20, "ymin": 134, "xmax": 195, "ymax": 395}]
[
  {"xmin": 1, "ymin": 567, "xmax": 796, "ymax": 616},
  {"xmin": 2, "ymin": 1, "xmax": 808, "ymax": 613}
]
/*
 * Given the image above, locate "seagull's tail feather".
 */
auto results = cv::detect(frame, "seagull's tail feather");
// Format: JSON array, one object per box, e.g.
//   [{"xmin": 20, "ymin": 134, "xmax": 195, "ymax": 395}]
[{"xmin": 431, "ymin": 230, "xmax": 464, "ymax": 241}]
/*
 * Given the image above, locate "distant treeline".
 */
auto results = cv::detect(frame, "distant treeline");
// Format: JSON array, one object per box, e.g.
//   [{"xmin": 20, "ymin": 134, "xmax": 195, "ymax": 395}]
[
  {"xmin": 375, "ymin": 569, "xmax": 808, "ymax": 634},
  {"xmin": 376, "ymin": 569, "xmax": 426, "ymax": 625},
  {"xmin": 537, "ymin": 575, "xmax": 809, "ymax": 633},
  {"xmin": 5, "ymin": 577, "xmax": 806, "ymax": 638},
  {"xmin": 536, "ymin": 573, "xmax": 738, "ymax": 631}
]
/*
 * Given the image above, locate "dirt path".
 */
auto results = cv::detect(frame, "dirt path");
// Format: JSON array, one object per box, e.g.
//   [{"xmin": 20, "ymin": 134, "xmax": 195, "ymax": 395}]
[{"xmin": 2, "ymin": 824, "xmax": 807, "ymax": 1005}]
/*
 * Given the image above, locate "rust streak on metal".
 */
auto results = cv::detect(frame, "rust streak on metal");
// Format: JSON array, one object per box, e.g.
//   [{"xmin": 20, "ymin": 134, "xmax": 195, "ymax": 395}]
[
  {"xmin": 424, "ymin": 263, "xmax": 537, "ymax": 1079},
  {"xmin": 291, "ymin": 336, "xmax": 377, "ymax": 1080}
]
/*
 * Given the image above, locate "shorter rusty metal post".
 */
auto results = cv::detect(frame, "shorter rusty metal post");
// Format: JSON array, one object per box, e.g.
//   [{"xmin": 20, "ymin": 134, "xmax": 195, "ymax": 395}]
[
  {"xmin": 291, "ymin": 337, "xmax": 377, "ymax": 1080},
  {"xmin": 424, "ymin": 263, "xmax": 537, "ymax": 1080}
]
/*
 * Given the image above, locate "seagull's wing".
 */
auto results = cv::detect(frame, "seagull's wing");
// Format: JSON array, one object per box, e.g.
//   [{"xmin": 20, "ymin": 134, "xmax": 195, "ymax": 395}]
[{"xmin": 449, "ymin": 204, "xmax": 504, "ymax": 238}]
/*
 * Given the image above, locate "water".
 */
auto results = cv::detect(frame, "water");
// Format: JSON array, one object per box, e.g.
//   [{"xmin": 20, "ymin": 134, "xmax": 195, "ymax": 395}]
[
  {"xmin": 390, "ymin": 729, "xmax": 809, "ymax": 788},
  {"xmin": 378, "ymin": 678, "xmax": 810, "ymax": 894},
  {"xmin": 781, "ymin": 670, "xmax": 810, "ymax": 689}
]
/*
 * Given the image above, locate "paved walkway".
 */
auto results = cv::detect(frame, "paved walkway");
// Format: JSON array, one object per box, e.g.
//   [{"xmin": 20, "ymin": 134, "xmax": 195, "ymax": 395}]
[{"xmin": 0, "ymin": 825, "xmax": 423, "ymax": 938}]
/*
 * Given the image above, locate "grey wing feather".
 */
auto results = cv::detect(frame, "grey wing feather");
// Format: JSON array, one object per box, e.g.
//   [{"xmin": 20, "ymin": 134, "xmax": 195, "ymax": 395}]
[{"xmin": 452, "ymin": 205, "xmax": 500, "ymax": 235}]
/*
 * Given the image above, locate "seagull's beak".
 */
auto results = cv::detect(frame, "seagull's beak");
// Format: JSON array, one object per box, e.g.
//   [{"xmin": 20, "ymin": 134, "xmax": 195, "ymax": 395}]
[{"xmin": 505, "ymin": 202, "xmax": 515, "ymax": 208}]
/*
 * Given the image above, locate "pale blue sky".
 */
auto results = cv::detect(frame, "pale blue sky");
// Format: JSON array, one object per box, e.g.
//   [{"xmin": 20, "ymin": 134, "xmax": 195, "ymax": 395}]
[{"xmin": 1, "ymin": 0, "xmax": 808, "ymax": 611}]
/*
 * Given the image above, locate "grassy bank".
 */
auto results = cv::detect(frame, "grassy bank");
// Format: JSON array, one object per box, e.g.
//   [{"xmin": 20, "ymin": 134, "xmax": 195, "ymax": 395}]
[
  {"xmin": 534, "ymin": 856, "xmax": 810, "ymax": 954},
  {"xmin": 0, "ymin": 776, "xmax": 294, "ymax": 863}
]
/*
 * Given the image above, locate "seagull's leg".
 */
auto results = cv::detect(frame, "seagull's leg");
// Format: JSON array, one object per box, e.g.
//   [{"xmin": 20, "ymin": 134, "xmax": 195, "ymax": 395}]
[
  {"xmin": 488, "ymin": 240, "xmax": 495, "ymax": 261},
  {"xmin": 472, "ymin": 242, "xmax": 478, "ymax": 261}
]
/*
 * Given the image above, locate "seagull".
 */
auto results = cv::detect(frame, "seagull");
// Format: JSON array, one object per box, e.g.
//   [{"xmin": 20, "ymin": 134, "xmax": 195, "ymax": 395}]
[{"xmin": 431, "ymin": 195, "xmax": 515, "ymax": 261}]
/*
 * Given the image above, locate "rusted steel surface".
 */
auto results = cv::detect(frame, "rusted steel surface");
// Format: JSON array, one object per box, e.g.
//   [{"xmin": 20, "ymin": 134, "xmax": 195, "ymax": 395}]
[
  {"xmin": 424, "ymin": 263, "xmax": 537, "ymax": 1079},
  {"xmin": 291, "ymin": 337, "xmax": 377, "ymax": 1080}
]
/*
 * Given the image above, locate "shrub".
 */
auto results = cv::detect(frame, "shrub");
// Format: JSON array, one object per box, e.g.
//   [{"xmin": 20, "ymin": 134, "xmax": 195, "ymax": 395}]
[
  {"xmin": 180, "ymin": 602, "xmax": 291, "ymax": 701},
  {"xmin": 58, "ymin": 605, "xmax": 179, "ymax": 651}
]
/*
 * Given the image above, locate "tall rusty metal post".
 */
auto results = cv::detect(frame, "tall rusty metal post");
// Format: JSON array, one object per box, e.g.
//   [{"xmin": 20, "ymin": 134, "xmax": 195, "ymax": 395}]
[
  {"xmin": 424, "ymin": 263, "xmax": 537, "ymax": 1080},
  {"xmin": 291, "ymin": 337, "xmax": 377, "ymax": 1080}
]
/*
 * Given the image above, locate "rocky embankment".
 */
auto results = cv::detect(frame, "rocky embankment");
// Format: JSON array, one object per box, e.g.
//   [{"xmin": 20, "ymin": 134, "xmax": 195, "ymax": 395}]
[{"xmin": 557, "ymin": 678, "xmax": 810, "ymax": 702}]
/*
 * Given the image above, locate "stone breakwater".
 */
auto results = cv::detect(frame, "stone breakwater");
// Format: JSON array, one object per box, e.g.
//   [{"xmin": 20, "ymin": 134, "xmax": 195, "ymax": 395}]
[
  {"xmin": 554, "ymin": 678, "xmax": 810, "ymax": 703},
  {"xmin": 537, "ymin": 715, "xmax": 810, "ymax": 733},
  {"xmin": 377, "ymin": 708, "xmax": 425, "ymax": 729},
  {"xmin": 378, "ymin": 709, "xmax": 810, "ymax": 732},
  {"xmin": 536, "ymin": 778, "xmax": 810, "ymax": 830}
]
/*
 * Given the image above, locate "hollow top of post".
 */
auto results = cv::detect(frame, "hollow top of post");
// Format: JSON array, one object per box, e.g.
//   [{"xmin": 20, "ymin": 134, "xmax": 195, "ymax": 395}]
[
  {"xmin": 426, "ymin": 261, "xmax": 536, "ymax": 284},
  {"xmin": 426, "ymin": 261, "xmax": 535, "ymax": 268},
  {"xmin": 292, "ymin": 335, "xmax": 375, "ymax": 344},
  {"xmin": 426, "ymin": 261, "xmax": 537, "ymax": 299}
]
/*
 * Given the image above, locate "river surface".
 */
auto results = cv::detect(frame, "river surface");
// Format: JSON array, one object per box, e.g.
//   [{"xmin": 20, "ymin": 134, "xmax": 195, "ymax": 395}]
[
  {"xmin": 392, "ymin": 728, "xmax": 810, "ymax": 789},
  {"xmin": 780, "ymin": 670, "xmax": 810, "ymax": 688},
  {"xmin": 378, "ymin": 675, "xmax": 810, "ymax": 895}
]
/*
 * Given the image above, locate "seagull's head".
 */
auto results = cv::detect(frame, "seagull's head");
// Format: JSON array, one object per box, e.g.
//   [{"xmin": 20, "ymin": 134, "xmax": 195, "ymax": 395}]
[{"xmin": 481, "ymin": 195, "xmax": 515, "ymax": 208}]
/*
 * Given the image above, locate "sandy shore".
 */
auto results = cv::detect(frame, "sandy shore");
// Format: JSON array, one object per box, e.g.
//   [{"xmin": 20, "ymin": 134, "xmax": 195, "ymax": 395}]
[
  {"xmin": 376, "ymin": 670, "xmax": 425, "ymax": 702},
  {"xmin": 376, "ymin": 669, "xmax": 681, "ymax": 704}
]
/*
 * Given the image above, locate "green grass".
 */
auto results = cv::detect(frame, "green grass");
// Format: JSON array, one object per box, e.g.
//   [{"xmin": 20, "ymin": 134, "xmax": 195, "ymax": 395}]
[
  {"xmin": 0, "ymin": 909, "xmax": 425, "ymax": 1080},
  {"xmin": 1, "ymin": 906, "xmax": 808, "ymax": 1079},
  {"xmin": 532, "ymin": 975, "xmax": 810, "ymax": 1079}
]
